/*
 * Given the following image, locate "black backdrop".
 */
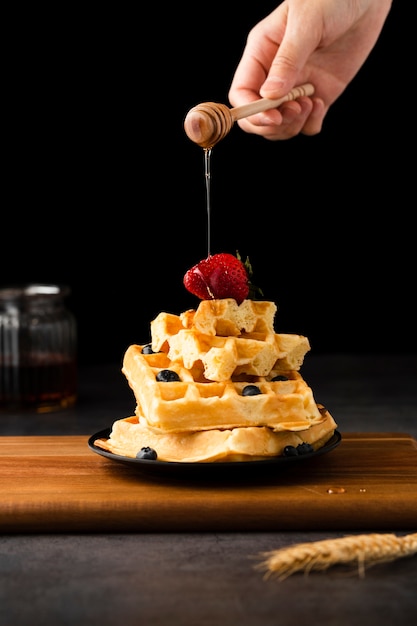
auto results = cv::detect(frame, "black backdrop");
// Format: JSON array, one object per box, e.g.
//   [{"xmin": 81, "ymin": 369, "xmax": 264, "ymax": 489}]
[{"xmin": 3, "ymin": 2, "xmax": 414, "ymax": 365}]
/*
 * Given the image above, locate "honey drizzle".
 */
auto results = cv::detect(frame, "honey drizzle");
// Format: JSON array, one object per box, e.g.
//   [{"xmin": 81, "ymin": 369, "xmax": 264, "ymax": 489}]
[{"xmin": 204, "ymin": 147, "xmax": 212, "ymax": 257}]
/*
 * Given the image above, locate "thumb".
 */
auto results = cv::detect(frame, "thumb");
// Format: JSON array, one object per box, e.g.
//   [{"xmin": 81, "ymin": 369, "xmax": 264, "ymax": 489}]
[{"xmin": 260, "ymin": 21, "xmax": 321, "ymax": 99}]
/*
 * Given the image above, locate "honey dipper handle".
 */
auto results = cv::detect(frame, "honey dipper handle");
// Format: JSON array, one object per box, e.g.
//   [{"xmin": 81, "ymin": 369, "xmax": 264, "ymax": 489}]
[{"xmin": 230, "ymin": 83, "xmax": 315, "ymax": 122}]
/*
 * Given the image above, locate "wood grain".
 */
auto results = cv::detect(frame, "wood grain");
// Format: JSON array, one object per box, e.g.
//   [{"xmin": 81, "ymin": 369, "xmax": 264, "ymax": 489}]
[
  {"xmin": 0, "ymin": 433, "xmax": 416, "ymax": 532},
  {"xmin": 230, "ymin": 83, "xmax": 315, "ymax": 121},
  {"xmin": 184, "ymin": 83, "xmax": 315, "ymax": 147}
]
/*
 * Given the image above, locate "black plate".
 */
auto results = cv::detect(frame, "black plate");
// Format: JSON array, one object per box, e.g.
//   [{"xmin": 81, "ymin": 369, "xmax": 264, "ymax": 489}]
[{"xmin": 88, "ymin": 428, "xmax": 342, "ymax": 478}]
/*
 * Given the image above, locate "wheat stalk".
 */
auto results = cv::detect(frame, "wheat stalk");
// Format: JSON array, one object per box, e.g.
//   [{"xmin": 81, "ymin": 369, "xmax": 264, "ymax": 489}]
[{"xmin": 256, "ymin": 532, "xmax": 417, "ymax": 580}]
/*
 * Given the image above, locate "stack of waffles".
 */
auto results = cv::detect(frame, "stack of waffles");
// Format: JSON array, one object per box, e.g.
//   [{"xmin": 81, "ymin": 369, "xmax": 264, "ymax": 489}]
[{"xmin": 95, "ymin": 299, "xmax": 337, "ymax": 462}]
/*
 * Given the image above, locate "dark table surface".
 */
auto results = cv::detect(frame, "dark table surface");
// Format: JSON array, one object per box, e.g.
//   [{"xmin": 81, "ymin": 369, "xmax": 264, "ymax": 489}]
[{"xmin": 1, "ymin": 353, "xmax": 416, "ymax": 626}]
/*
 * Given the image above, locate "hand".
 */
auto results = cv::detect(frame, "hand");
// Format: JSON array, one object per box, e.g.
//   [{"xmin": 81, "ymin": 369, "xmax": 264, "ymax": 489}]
[{"xmin": 228, "ymin": 0, "xmax": 392, "ymax": 140}]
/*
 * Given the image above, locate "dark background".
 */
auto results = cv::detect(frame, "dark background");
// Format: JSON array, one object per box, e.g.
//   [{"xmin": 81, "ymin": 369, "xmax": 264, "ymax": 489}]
[{"xmin": 3, "ymin": 2, "xmax": 414, "ymax": 365}]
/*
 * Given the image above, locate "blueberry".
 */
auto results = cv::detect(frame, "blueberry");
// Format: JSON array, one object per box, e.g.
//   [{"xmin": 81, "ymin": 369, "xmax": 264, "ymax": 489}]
[
  {"xmin": 142, "ymin": 344, "xmax": 155, "ymax": 354},
  {"xmin": 136, "ymin": 447, "xmax": 158, "ymax": 460},
  {"xmin": 242, "ymin": 385, "xmax": 262, "ymax": 396},
  {"xmin": 271, "ymin": 375, "xmax": 289, "ymax": 382},
  {"xmin": 156, "ymin": 369, "xmax": 181, "ymax": 382},
  {"xmin": 297, "ymin": 442, "xmax": 314, "ymax": 455},
  {"xmin": 283, "ymin": 445, "xmax": 298, "ymax": 456}
]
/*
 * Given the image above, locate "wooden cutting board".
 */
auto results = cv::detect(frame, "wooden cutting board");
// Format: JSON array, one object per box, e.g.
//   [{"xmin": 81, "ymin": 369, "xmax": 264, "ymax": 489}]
[{"xmin": 0, "ymin": 433, "xmax": 416, "ymax": 532}]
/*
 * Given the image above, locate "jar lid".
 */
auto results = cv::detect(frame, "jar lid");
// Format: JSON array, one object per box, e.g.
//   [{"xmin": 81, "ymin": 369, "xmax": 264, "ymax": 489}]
[{"xmin": 0, "ymin": 284, "xmax": 71, "ymax": 301}]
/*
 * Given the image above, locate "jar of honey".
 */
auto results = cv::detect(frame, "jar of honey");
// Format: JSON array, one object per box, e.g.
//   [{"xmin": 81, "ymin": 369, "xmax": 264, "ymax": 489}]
[{"xmin": 0, "ymin": 284, "xmax": 77, "ymax": 412}]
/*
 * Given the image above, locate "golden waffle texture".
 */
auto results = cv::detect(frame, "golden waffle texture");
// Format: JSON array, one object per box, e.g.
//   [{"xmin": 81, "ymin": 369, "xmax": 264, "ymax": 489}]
[
  {"xmin": 97, "ymin": 299, "xmax": 337, "ymax": 462},
  {"xmin": 151, "ymin": 299, "xmax": 311, "ymax": 381},
  {"xmin": 95, "ymin": 408, "xmax": 337, "ymax": 463},
  {"xmin": 122, "ymin": 344, "xmax": 323, "ymax": 433}
]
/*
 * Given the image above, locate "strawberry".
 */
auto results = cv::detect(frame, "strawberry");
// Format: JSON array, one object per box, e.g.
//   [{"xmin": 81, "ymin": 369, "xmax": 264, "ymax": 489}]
[{"xmin": 183, "ymin": 252, "xmax": 250, "ymax": 304}]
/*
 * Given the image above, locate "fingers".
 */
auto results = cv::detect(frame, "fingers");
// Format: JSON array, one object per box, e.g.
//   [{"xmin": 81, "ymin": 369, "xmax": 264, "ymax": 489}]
[
  {"xmin": 259, "ymin": 4, "xmax": 323, "ymax": 100},
  {"xmin": 228, "ymin": 6, "xmax": 288, "ymax": 107},
  {"xmin": 228, "ymin": 1, "xmax": 326, "ymax": 131},
  {"xmin": 300, "ymin": 97, "xmax": 326, "ymax": 136}
]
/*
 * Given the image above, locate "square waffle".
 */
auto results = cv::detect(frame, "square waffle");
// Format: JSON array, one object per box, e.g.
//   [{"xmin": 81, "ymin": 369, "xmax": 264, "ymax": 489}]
[
  {"xmin": 95, "ymin": 407, "xmax": 337, "ymax": 462},
  {"xmin": 181, "ymin": 298, "xmax": 278, "ymax": 336},
  {"xmin": 150, "ymin": 299, "xmax": 311, "ymax": 381},
  {"xmin": 96, "ymin": 298, "xmax": 337, "ymax": 462},
  {"xmin": 121, "ymin": 344, "xmax": 325, "ymax": 433}
]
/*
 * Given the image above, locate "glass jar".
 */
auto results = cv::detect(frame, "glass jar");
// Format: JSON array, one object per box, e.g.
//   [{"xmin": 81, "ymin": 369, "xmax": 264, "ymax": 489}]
[{"xmin": 0, "ymin": 284, "xmax": 77, "ymax": 413}]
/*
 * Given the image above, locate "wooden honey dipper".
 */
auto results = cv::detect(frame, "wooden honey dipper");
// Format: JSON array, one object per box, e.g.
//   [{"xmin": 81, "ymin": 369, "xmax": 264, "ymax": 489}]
[{"xmin": 184, "ymin": 83, "xmax": 315, "ymax": 148}]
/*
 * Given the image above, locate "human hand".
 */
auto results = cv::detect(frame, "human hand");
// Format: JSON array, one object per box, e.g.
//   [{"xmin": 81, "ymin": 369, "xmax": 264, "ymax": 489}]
[{"xmin": 228, "ymin": 0, "xmax": 392, "ymax": 140}]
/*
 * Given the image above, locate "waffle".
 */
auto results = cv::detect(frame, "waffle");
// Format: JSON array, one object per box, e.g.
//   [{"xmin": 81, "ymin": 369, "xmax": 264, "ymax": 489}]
[
  {"xmin": 270, "ymin": 334, "xmax": 312, "ymax": 373},
  {"xmin": 181, "ymin": 298, "xmax": 278, "ymax": 336},
  {"xmin": 96, "ymin": 298, "xmax": 337, "ymax": 463},
  {"xmin": 94, "ymin": 407, "xmax": 337, "ymax": 463},
  {"xmin": 151, "ymin": 299, "xmax": 277, "ymax": 349},
  {"xmin": 121, "ymin": 344, "xmax": 324, "ymax": 433},
  {"xmin": 150, "ymin": 299, "xmax": 311, "ymax": 381},
  {"xmin": 167, "ymin": 329, "xmax": 281, "ymax": 380}
]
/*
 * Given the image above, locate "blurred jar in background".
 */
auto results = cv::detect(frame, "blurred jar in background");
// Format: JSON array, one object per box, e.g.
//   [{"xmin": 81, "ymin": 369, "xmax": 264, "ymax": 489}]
[{"xmin": 0, "ymin": 284, "xmax": 77, "ymax": 413}]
